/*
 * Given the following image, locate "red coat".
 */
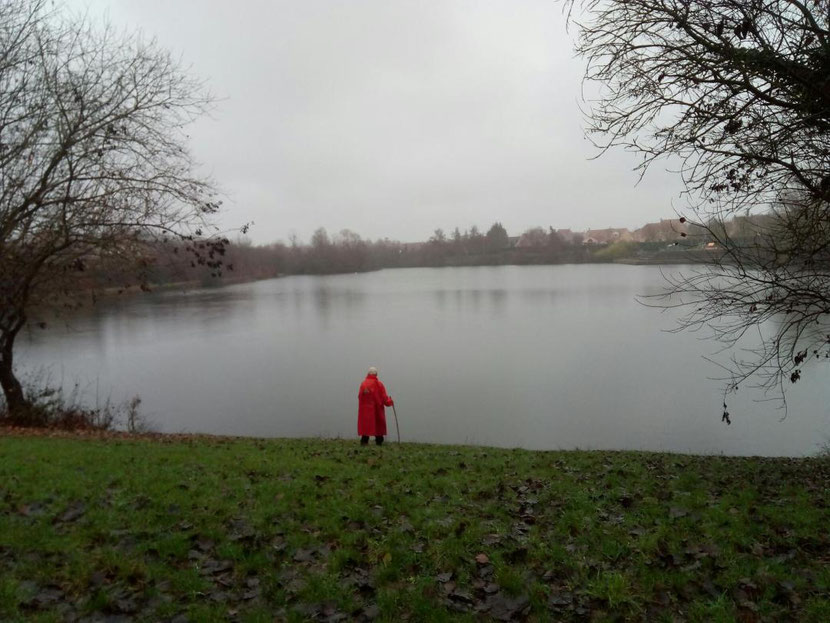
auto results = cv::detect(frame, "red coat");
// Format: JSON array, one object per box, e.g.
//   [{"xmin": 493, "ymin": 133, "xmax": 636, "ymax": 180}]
[{"xmin": 357, "ymin": 375, "xmax": 392, "ymax": 436}]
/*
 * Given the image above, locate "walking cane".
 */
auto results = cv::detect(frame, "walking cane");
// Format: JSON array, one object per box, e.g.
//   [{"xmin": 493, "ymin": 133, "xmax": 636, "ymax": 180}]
[{"xmin": 391, "ymin": 403, "xmax": 401, "ymax": 444}]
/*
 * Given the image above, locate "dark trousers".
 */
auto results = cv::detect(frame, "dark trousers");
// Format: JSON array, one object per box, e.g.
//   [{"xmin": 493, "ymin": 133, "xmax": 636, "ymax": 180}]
[{"xmin": 360, "ymin": 435, "xmax": 383, "ymax": 446}]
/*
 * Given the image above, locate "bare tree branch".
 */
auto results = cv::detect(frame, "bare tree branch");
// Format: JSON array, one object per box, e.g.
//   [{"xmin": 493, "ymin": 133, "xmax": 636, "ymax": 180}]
[
  {"xmin": 570, "ymin": 0, "xmax": 830, "ymax": 416},
  {"xmin": 0, "ymin": 0, "xmax": 225, "ymax": 422}
]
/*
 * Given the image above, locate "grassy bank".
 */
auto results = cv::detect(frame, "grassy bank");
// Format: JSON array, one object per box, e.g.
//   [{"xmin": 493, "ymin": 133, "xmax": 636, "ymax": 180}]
[{"xmin": 0, "ymin": 434, "xmax": 827, "ymax": 622}]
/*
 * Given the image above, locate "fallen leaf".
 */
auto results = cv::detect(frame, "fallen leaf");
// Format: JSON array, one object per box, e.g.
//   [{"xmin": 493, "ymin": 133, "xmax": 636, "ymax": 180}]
[
  {"xmin": 56, "ymin": 500, "xmax": 86, "ymax": 523},
  {"xmin": 548, "ymin": 591, "xmax": 574, "ymax": 607},
  {"xmin": 477, "ymin": 564, "xmax": 494, "ymax": 579},
  {"xmin": 448, "ymin": 589, "xmax": 474, "ymax": 605},
  {"xmin": 293, "ymin": 548, "xmax": 315, "ymax": 563},
  {"xmin": 487, "ymin": 594, "xmax": 530, "ymax": 621}
]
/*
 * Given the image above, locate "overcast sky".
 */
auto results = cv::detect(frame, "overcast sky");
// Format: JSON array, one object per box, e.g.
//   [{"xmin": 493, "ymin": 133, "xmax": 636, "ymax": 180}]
[{"xmin": 68, "ymin": 0, "xmax": 685, "ymax": 244}]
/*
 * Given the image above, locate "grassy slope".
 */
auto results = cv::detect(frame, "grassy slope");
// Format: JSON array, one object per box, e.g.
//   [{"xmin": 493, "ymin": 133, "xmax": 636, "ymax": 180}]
[{"xmin": 0, "ymin": 435, "xmax": 827, "ymax": 622}]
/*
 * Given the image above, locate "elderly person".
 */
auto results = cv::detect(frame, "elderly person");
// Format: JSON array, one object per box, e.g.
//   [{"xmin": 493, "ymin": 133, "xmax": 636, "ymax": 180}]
[{"xmin": 358, "ymin": 366, "xmax": 394, "ymax": 446}]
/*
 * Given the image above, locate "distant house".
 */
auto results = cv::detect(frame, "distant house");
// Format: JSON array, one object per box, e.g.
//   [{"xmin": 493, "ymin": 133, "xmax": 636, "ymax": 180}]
[
  {"xmin": 632, "ymin": 219, "xmax": 687, "ymax": 242},
  {"xmin": 582, "ymin": 228, "xmax": 632, "ymax": 244}
]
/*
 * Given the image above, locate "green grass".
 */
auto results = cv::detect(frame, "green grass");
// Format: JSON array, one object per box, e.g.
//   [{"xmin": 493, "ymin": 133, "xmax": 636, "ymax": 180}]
[{"xmin": 0, "ymin": 434, "xmax": 827, "ymax": 621}]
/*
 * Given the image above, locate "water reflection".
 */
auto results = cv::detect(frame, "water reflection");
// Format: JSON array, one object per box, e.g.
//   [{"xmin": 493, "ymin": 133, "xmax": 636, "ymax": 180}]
[
  {"xmin": 489, "ymin": 289, "xmax": 507, "ymax": 315},
  {"xmin": 310, "ymin": 283, "xmax": 366, "ymax": 324},
  {"xmin": 431, "ymin": 288, "xmax": 509, "ymax": 315}
]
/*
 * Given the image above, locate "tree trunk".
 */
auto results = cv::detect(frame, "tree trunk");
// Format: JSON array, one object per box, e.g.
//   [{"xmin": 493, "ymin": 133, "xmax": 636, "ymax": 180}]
[
  {"xmin": 0, "ymin": 353, "xmax": 26, "ymax": 416},
  {"xmin": 0, "ymin": 314, "xmax": 31, "ymax": 423}
]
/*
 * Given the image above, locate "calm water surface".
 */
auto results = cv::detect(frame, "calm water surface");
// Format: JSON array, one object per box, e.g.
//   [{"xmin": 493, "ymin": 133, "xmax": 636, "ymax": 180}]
[{"xmin": 19, "ymin": 265, "xmax": 830, "ymax": 455}]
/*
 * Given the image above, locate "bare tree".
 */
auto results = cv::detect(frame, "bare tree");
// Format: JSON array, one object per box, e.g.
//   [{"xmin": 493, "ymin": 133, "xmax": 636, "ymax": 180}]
[
  {"xmin": 571, "ymin": 0, "xmax": 830, "ymax": 412},
  {"xmin": 0, "ymin": 1, "xmax": 223, "ymax": 422},
  {"xmin": 518, "ymin": 227, "xmax": 549, "ymax": 249}
]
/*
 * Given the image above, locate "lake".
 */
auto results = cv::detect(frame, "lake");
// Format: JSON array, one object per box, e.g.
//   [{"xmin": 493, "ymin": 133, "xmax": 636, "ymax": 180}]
[{"xmin": 18, "ymin": 265, "xmax": 830, "ymax": 456}]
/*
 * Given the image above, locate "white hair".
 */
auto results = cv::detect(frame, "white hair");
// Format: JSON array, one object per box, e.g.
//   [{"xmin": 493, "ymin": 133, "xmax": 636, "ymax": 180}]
[{"xmin": 367, "ymin": 366, "xmax": 378, "ymax": 376}]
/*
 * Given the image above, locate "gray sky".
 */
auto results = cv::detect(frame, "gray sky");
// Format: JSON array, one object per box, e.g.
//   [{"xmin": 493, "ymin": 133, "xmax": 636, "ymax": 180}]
[{"xmin": 69, "ymin": 0, "xmax": 685, "ymax": 244}]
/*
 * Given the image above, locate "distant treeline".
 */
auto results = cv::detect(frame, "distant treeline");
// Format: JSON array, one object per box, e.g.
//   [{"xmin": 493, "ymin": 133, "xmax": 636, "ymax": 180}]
[
  {"xmin": 145, "ymin": 223, "xmax": 599, "ymax": 286},
  {"xmin": 78, "ymin": 219, "xmax": 735, "ymax": 291}
]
